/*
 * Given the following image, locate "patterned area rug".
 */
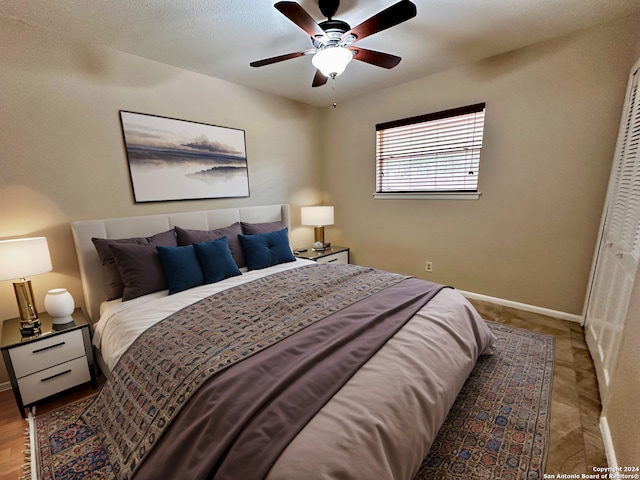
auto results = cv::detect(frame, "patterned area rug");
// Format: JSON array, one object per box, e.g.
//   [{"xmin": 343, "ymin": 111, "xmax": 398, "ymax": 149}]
[
  {"xmin": 415, "ymin": 321, "xmax": 554, "ymax": 479},
  {"xmin": 28, "ymin": 321, "xmax": 553, "ymax": 480},
  {"xmin": 27, "ymin": 394, "xmax": 108, "ymax": 480}
]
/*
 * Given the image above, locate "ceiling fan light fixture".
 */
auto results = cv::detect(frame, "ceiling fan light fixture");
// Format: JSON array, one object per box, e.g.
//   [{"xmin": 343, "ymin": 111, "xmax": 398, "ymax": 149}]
[{"xmin": 312, "ymin": 46, "xmax": 353, "ymax": 77}]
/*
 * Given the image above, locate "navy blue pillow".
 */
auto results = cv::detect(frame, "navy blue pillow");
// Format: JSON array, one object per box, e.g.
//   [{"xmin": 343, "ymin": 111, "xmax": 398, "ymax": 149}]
[
  {"xmin": 156, "ymin": 245, "xmax": 204, "ymax": 294},
  {"xmin": 238, "ymin": 228, "xmax": 296, "ymax": 271},
  {"xmin": 193, "ymin": 237, "xmax": 242, "ymax": 284}
]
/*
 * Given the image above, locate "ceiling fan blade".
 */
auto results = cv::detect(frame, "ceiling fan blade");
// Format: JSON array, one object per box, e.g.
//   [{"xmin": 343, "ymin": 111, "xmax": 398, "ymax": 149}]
[
  {"xmin": 250, "ymin": 49, "xmax": 315, "ymax": 67},
  {"xmin": 312, "ymin": 69, "xmax": 328, "ymax": 87},
  {"xmin": 349, "ymin": 47, "xmax": 401, "ymax": 69},
  {"xmin": 275, "ymin": 1, "xmax": 327, "ymax": 39},
  {"xmin": 342, "ymin": 0, "xmax": 417, "ymax": 42}
]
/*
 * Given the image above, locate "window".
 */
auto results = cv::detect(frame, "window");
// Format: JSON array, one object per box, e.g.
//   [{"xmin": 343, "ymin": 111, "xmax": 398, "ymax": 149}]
[{"xmin": 375, "ymin": 103, "xmax": 486, "ymax": 199}]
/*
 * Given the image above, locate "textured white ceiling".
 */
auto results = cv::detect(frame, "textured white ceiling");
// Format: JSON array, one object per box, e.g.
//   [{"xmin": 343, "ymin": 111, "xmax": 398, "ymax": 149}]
[{"xmin": 3, "ymin": 0, "xmax": 640, "ymax": 106}]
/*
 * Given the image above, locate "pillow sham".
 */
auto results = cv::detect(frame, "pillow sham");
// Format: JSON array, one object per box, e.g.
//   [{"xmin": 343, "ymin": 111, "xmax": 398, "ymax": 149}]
[
  {"xmin": 108, "ymin": 242, "xmax": 169, "ymax": 301},
  {"xmin": 92, "ymin": 230, "xmax": 177, "ymax": 300},
  {"xmin": 238, "ymin": 228, "xmax": 295, "ymax": 271},
  {"xmin": 193, "ymin": 237, "xmax": 242, "ymax": 284},
  {"xmin": 156, "ymin": 245, "xmax": 205, "ymax": 295},
  {"xmin": 175, "ymin": 223, "xmax": 245, "ymax": 268},
  {"xmin": 240, "ymin": 221, "xmax": 285, "ymax": 235}
]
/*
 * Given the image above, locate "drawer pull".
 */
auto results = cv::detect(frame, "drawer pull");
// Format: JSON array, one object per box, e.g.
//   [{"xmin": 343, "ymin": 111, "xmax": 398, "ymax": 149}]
[
  {"xmin": 327, "ymin": 258, "xmax": 338, "ymax": 263},
  {"xmin": 41, "ymin": 369, "xmax": 72, "ymax": 382},
  {"xmin": 32, "ymin": 342, "xmax": 66, "ymax": 354}
]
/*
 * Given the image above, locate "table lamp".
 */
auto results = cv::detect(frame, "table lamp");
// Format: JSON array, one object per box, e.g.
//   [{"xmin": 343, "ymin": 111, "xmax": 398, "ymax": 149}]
[
  {"xmin": 301, "ymin": 206, "xmax": 334, "ymax": 251},
  {"xmin": 0, "ymin": 237, "xmax": 52, "ymax": 336}
]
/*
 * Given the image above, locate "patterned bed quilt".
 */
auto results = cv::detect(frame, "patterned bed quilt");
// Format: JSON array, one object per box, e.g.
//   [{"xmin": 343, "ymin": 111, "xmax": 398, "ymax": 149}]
[{"xmin": 42, "ymin": 261, "xmax": 495, "ymax": 480}]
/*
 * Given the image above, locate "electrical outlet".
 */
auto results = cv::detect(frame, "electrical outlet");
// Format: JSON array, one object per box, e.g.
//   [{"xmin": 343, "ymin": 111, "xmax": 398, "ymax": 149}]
[{"xmin": 425, "ymin": 261, "xmax": 433, "ymax": 272}]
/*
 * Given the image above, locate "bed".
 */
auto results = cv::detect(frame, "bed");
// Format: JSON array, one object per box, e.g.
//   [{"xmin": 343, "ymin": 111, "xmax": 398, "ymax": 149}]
[{"xmin": 69, "ymin": 203, "xmax": 495, "ymax": 480}]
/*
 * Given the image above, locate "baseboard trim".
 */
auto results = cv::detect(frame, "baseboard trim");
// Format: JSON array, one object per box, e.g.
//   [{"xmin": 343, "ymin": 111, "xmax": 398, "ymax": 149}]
[
  {"xmin": 600, "ymin": 415, "xmax": 618, "ymax": 468},
  {"xmin": 458, "ymin": 290, "xmax": 584, "ymax": 325},
  {"xmin": 27, "ymin": 412, "xmax": 37, "ymax": 479},
  {"xmin": 0, "ymin": 381, "xmax": 11, "ymax": 392}
]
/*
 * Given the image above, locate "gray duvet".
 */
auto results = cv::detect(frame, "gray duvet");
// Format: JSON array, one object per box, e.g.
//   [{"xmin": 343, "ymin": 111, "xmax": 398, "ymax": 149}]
[{"xmin": 267, "ymin": 287, "xmax": 495, "ymax": 480}]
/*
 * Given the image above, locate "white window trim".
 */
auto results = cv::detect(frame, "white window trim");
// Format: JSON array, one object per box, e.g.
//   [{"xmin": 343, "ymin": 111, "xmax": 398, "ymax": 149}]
[{"xmin": 372, "ymin": 192, "xmax": 481, "ymax": 200}]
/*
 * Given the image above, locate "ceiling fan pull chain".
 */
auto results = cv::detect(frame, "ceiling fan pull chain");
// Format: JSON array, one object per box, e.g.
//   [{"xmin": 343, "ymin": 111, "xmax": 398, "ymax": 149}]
[{"xmin": 331, "ymin": 76, "xmax": 337, "ymax": 108}]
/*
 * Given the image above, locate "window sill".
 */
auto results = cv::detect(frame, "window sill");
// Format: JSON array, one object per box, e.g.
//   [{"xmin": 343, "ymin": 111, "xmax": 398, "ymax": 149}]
[{"xmin": 372, "ymin": 192, "xmax": 481, "ymax": 200}]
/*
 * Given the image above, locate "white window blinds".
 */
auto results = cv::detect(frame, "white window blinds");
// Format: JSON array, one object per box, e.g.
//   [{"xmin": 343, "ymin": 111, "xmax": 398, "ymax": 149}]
[
  {"xmin": 376, "ymin": 103, "xmax": 486, "ymax": 194},
  {"xmin": 606, "ymin": 68, "xmax": 640, "ymax": 261}
]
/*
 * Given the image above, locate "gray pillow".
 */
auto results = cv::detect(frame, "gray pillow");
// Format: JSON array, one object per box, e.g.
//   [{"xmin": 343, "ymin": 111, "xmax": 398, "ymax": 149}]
[
  {"xmin": 240, "ymin": 221, "xmax": 285, "ymax": 235},
  {"xmin": 175, "ymin": 222, "xmax": 245, "ymax": 268},
  {"xmin": 92, "ymin": 230, "xmax": 177, "ymax": 300},
  {"xmin": 108, "ymin": 243, "xmax": 168, "ymax": 301}
]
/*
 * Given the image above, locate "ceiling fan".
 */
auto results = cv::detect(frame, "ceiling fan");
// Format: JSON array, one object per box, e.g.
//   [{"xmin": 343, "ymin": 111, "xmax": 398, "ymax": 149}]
[{"xmin": 250, "ymin": 0, "xmax": 417, "ymax": 87}]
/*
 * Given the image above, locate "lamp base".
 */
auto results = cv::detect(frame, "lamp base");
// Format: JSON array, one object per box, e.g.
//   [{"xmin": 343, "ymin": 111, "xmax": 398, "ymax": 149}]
[
  {"xmin": 313, "ymin": 227, "xmax": 332, "ymax": 251},
  {"xmin": 13, "ymin": 279, "xmax": 40, "ymax": 322},
  {"xmin": 312, "ymin": 242, "xmax": 332, "ymax": 251},
  {"xmin": 313, "ymin": 226, "xmax": 326, "ymax": 245},
  {"xmin": 19, "ymin": 319, "xmax": 41, "ymax": 337}
]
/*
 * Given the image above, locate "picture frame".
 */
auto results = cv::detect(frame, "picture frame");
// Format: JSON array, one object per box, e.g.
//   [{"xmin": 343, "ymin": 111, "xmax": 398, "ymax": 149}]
[{"xmin": 119, "ymin": 111, "xmax": 250, "ymax": 203}]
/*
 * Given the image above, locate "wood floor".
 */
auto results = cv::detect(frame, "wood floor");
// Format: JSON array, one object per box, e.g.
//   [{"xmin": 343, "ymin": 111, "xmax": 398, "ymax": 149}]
[{"xmin": 0, "ymin": 301, "xmax": 606, "ymax": 479}]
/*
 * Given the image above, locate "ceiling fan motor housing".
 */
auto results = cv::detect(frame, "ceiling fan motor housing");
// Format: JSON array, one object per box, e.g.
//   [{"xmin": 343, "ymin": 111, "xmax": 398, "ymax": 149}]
[
  {"xmin": 318, "ymin": 0, "xmax": 340, "ymax": 19},
  {"xmin": 313, "ymin": 19, "xmax": 355, "ymax": 49}
]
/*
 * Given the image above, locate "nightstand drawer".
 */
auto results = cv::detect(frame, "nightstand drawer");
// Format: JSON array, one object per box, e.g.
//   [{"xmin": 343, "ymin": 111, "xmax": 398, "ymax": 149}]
[
  {"xmin": 315, "ymin": 250, "xmax": 349, "ymax": 264},
  {"xmin": 9, "ymin": 329, "xmax": 85, "ymax": 378},
  {"xmin": 18, "ymin": 356, "xmax": 91, "ymax": 405}
]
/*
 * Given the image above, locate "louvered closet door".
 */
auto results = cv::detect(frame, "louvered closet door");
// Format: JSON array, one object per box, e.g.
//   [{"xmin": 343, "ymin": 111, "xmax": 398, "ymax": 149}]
[{"xmin": 586, "ymin": 62, "xmax": 640, "ymax": 405}]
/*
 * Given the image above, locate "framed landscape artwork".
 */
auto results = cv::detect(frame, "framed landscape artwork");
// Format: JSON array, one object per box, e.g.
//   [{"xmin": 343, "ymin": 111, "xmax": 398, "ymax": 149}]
[{"xmin": 119, "ymin": 111, "xmax": 250, "ymax": 202}]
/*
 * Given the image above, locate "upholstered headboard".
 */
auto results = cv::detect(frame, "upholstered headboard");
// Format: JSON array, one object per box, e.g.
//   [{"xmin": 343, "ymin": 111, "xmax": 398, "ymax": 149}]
[{"xmin": 71, "ymin": 204, "xmax": 291, "ymax": 322}]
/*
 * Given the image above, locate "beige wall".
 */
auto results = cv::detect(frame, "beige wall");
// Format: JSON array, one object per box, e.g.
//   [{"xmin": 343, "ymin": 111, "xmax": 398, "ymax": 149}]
[
  {"xmin": 320, "ymin": 14, "xmax": 640, "ymax": 315},
  {"xmin": 0, "ymin": 16, "xmax": 323, "ymax": 383}
]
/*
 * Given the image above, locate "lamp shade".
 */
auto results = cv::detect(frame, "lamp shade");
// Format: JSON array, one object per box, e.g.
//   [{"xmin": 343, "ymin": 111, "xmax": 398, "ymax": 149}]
[
  {"xmin": 311, "ymin": 47, "xmax": 353, "ymax": 77},
  {"xmin": 301, "ymin": 206, "xmax": 334, "ymax": 227},
  {"xmin": 0, "ymin": 237, "xmax": 52, "ymax": 281}
]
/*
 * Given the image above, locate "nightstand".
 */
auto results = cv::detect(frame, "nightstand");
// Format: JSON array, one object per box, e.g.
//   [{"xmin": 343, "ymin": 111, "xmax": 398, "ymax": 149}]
[
  {"xmin": 1, "ymin": 308, "xmax": 97, "ymax": 418},
  {"xmin": 294, "ymin": 246, "xmax": 350, "ymax": 264}
]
